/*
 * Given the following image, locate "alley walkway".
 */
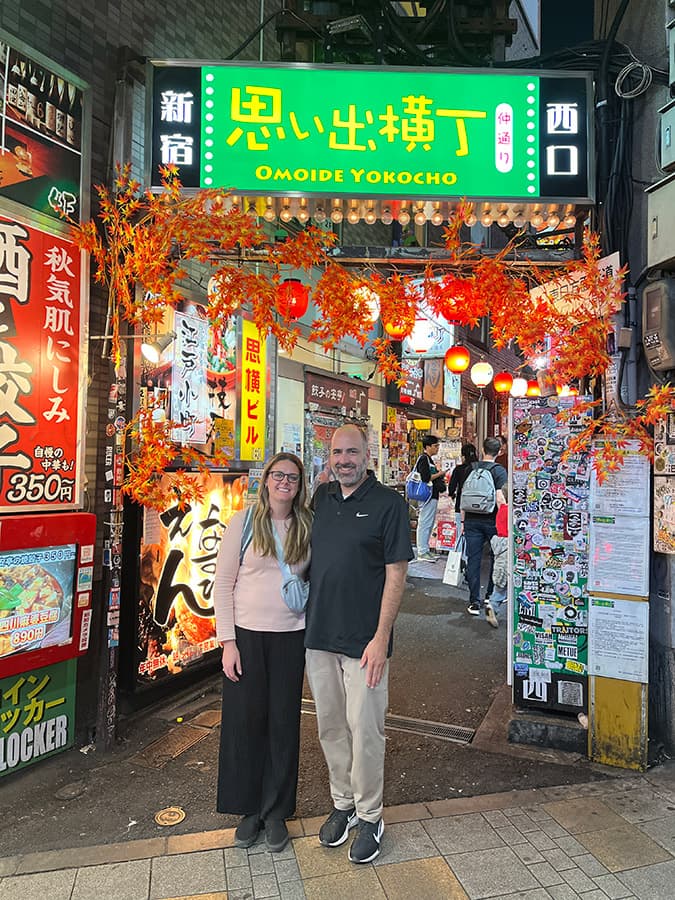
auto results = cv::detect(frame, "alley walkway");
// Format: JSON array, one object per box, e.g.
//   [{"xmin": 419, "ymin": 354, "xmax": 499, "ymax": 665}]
[{"xmin": 3, "ymin": 763, "xmax": 675, "ymax": 899}]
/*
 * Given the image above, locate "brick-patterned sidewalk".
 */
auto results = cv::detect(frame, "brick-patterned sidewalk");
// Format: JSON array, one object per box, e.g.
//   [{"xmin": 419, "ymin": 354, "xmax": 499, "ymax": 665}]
[{"xmin": 2, "ymin": 764, "xmax": 675, "ymax": 899}]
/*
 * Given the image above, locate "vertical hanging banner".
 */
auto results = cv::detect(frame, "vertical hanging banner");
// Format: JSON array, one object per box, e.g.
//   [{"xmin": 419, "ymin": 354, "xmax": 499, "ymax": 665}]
[
  {"xmin": 239, "ymin": 317, "xmax": 267, "ymax": 462},
  {"xmin": 0, "ymin": 213, "xmax": 85, "ymax": 511},
  {"xmin": 171, "ymin": 308, "xmax": 209, "ymax": 444}
]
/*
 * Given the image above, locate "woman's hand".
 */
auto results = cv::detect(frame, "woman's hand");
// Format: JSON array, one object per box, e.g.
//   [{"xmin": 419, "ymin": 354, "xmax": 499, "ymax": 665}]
[{"xmin": 221, "ymin": 640, "xmax": 242, "ymax": 682}]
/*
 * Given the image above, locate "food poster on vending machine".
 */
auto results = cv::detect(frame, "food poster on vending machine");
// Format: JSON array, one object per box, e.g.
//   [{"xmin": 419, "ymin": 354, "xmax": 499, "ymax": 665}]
[
  {"xmin": 136, "ymin": 471, "xmax": 247, "ymax": 684},
  {"xmin": 511, "ymin": 397, "xmax": 593, "ymax": 714}
]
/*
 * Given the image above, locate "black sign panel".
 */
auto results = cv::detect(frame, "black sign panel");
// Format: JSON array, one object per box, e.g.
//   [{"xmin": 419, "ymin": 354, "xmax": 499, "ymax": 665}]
[
  {"xmin": 150, "ymin": 66, "xmax": 201, "ymax": 188},
  {"xmin": 538, "ymin": 76, "xmax": 591, "ymax": 201}
]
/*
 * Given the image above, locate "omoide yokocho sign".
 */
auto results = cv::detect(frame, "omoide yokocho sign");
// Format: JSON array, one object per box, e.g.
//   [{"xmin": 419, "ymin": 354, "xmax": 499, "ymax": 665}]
[{"xmin": 149, "ymin": 63, "xmax": 594, "ymax": 203}]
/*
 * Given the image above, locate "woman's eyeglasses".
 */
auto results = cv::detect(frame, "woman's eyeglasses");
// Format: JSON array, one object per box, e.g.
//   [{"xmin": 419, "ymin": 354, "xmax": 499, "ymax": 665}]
[{"xmin": 269, "ymin": 470, "xmax": 300, "ymax": 484}]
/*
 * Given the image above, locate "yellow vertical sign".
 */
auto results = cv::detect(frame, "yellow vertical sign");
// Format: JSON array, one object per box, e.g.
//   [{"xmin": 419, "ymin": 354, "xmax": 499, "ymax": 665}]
[{"xmin": 239, "ymin": 319, "xmax": 267, "ymax": 462}]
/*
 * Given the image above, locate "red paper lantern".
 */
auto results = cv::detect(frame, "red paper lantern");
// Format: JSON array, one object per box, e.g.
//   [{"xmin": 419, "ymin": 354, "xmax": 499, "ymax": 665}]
[
  {"xmin": 526, "ymin": 379, "xmax": 541, "ymax": 397},
  {"xmin": 277, "ymin": 278, "xmax": 309, "ymax": 319},
  {"xmin": 383, "ymin": 320, "xmax": 411, "ymax": 340},
  {"xmin": 493, "ymin": 371, "xmax": 513, "ymax": 393},
  {"xmin": 444, "ymin": 345, "xmax": 470, "ymax": 373}
]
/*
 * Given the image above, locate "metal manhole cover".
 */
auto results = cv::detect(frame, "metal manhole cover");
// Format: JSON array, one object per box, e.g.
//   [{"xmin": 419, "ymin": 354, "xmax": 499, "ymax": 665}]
[
  {"xmin": 155, "ymin": 806, "xmax": 186, "ymax": 826},
  {"xmin": 191, "ymin": 708, "xmax": 221, "ymax": 728},
  {"xmin": 131, "ymin": 724, "xmax": 210, "ymax": 768}
]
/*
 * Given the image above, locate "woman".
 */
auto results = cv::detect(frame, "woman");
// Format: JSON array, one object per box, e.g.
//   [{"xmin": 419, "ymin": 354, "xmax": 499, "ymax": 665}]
[
  {"xmin": 415, "ymin": 434, "xmax": 446, "ymax": 561},
  {"xmin": 448, "ymin": 443, "xmax": 478, "ymax": 547},
  {"xmin": 213, "ymin": 452, "xmax": 312, "ymax": 853}
]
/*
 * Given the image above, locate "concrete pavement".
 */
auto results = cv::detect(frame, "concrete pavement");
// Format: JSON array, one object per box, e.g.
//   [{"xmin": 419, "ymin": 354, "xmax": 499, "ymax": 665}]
[{"xmin": 3, "ymin": 762, "xmax": 675, "ymax": 899}]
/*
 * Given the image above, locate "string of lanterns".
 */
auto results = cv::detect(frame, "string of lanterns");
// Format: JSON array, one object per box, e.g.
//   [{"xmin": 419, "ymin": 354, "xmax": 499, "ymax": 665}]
[{"xmin": 276, "ymin": 281, "xmax": 577, "ymax": 397}]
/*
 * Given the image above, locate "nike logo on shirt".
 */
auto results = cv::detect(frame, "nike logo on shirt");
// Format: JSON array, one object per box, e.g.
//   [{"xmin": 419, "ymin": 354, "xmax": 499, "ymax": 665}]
[{"xmin": 355, "ymin": 512, "xmax": 369, "ymax": 518}]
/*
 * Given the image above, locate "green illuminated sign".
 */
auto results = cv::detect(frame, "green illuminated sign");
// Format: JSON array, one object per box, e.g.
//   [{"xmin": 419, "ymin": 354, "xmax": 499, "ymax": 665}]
[{"xmin": 151, "ymin": 63, "xmax": 593, "ymax": 202}]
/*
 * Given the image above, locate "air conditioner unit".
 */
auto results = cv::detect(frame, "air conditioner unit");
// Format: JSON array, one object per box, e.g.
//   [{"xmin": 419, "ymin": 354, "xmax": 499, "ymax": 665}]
[{"xmin": 642, "ymin": 278, "xmax": 675, "ymax": 372}]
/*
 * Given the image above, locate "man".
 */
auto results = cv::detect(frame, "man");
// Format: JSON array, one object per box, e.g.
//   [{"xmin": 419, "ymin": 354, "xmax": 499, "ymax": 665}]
[
  {"xmin": 305, "ymin": 424, "xmax": 413, "ymax": 864},
  {"xmin": 462, "ymin": 436, "xmax": 507, "ymax": 626},
  {"xmin": 414, "ymin": 434, "xmax": 447, "ymax": 561}
]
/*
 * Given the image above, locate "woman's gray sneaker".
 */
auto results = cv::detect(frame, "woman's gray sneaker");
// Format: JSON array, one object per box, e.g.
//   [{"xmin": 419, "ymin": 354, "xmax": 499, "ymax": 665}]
[{"xmin": 318, "ymin": 806, "xmax": 358, "ymax": 846}]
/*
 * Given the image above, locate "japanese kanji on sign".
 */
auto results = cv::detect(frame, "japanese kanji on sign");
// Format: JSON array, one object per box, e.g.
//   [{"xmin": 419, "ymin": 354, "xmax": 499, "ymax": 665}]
[
  {"xmin": 0, "ymin": 658, "xmax": 76, "ymax": 776},
  {"xmin": 150, "ymin": 62, "xmax": 593, "ymax": 202},
  {"xmin": 0, "ymin": 214, "xmax": 87, "ymax": 511},
  {"xmin": 239, "ymin": 317, "xmax": 267, "ymax": 463}
]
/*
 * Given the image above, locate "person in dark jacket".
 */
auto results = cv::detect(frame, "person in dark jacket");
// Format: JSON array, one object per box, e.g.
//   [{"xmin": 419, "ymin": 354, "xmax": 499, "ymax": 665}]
[
  {"xmin": 448, "ymin": 443, "xmax": 477, "ymax": 547},
  {"xmin": 414, "ymin": 435, "xmax": 446, "ymax": 560}
]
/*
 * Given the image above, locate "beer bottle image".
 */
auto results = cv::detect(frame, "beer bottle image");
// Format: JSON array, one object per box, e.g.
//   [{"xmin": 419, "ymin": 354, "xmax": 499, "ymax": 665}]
[
  {"xmin": 7, "ymin": 54, "xmax": 21, "ymax": 108},
  {"xmin": 44, "ymin": 73, "xmax": 57, "ymax": 134},
  {"xmin": 55, "ymin": 76, "xmax": 66, "ymax": 140},
  {"xmin": 16, "ymin": 57, "xmax": 28, "ymax": 113},
  {"xmin": 36, "ymin": 69, "xmax": 47, "ymax": 130},
  {"xmin": 66, "ymin": 83, "xmax": 81, "ymax": 147},
  {"xmin": 26, "ymin": 63, "xmax": 39, "ymax": 126}
]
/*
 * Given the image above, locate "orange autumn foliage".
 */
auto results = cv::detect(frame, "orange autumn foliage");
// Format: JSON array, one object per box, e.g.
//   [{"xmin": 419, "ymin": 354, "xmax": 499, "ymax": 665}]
[{"xmin": 70, "ymin": 170, "xmax": 674, "ymax": 507}]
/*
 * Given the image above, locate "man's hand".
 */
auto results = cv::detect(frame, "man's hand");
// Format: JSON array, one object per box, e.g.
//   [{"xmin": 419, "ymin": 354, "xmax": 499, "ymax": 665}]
[
  {"xmin": 360, "ymin": 635, "xmax": 389, "ymax": 688},
  {"xmin": 221, "ymin": 640, "xmax": 242, "ymax": 682}
]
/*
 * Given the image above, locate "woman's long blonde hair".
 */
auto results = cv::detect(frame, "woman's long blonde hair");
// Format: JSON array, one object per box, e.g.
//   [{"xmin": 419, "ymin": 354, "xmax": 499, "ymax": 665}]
[{"xmin": 251, "ymin": 452, "xmax": 312, "ymax": 566}]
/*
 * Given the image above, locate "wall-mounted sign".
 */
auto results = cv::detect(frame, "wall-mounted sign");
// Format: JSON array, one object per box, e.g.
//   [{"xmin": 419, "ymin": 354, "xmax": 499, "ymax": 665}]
[
  {"xmin": 0, "ymin": 658, "xmax": 76, "ymax": 776},
  {"xmin": 150, "ymin": 62, "xmax": 594, "ymax": 203},
  {"xmin": 304, "ymin": 370, "xmax": 369, "ymax": 417},
  {"xmin": 0, "ymin": 33, "xmax": 89, "ymax": 221},
  {"xmin": 171, "ymin": 308, "xmax": 209, "ymax": 444},
  {"xmin": 0, "ymin": 213, "xmax": 86, "ymax": 511},
  {"xmin": 138, "ymin": 471, "xmax": 247, "ymax": 683},
  {"xmin": 239, "ymin": 317, "xmax": 267, "ymax": 462}
]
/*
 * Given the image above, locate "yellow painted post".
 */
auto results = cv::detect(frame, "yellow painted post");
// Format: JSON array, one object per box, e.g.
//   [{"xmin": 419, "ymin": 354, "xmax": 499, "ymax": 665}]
[{"xmin": 588, "ymin": 594, "xmax": 649, "ymax": 771}]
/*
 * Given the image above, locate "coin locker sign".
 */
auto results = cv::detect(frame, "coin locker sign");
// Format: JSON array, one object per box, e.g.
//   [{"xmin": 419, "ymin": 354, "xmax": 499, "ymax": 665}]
[
  {"xmin": 150, "ymin": 63, "xmax": 593, "ymax": 202},
  {"xmin": 0, "ymin": 658, "xmax": 76, "ymax": 775}
]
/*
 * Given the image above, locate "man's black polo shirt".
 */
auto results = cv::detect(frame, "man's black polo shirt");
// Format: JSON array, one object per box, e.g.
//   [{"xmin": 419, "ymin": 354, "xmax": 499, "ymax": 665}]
[{"xmin": 306, "ymin": 472, "xmax": 413, "ymax": 659}]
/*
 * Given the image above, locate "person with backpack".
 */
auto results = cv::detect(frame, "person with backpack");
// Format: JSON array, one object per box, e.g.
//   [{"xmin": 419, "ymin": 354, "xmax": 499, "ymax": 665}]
[
  {"xmin": 414, "ymin": 434, "xmax": 447, "ymax": 561},
  {"xmin": 448, "ymin": 442, "xmax": 478, "ymax": 547},
  {"xmin": 213, "ymin": 452, "xmax": 312, "ymax": 853},
  {"xmin": 460, "ymin": 436, "xmax": 507, "ymax": 626}
]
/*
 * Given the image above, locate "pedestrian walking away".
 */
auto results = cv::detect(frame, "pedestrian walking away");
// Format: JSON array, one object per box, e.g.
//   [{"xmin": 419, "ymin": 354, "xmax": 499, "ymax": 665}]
[
  {"xmin": 490, "ymin": 483, "xmax": 510, "ymax": 624},
  {"xmin": 460, "ymin": 436, "xmax": 507, "ymax": 627},
  {"xmin": 447, "ymin": 442, "xmax": 477, "ymax": 549},
  {"xmin": 213, "ymin": 452, "xmax": 312, "ymax": 854},
  {"xmin": 414, "ymin": 434, "xmax": 446, "ymax": 561},
  {"xmin": 305, "ymin": 424, "xmax": 413, "ymax": 864}
]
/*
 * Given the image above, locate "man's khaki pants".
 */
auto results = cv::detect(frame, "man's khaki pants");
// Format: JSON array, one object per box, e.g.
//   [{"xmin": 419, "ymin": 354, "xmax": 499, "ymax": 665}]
[{"xmin": 306, "ymin": 649, "xmax": 388, "ymax": 823}]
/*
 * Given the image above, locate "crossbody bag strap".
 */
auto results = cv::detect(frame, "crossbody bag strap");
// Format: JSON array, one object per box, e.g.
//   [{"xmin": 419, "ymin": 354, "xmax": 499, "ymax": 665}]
[
  {"xmin": 239, "ymin": 506, "xmax": 254, "ymax": 565},
  {"xmin": 272, "ymin": 523, "xmax": 294, "ymax": 581}
]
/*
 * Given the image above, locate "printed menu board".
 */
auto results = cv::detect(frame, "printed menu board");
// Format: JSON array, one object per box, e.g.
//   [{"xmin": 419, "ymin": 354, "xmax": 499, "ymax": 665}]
[{"xmin": 0, "ymin": 544, "xmax": 77, "ymax": 660}]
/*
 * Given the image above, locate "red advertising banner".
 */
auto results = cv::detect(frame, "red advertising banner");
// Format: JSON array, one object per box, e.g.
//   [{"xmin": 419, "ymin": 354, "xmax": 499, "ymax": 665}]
[
  {"xmin": 138, "ymin": 471, "xmax": 248, "ymax": 683},
  {"xmin": 0, "ymin": 213, "xmax": 86, "ymax": 511}
]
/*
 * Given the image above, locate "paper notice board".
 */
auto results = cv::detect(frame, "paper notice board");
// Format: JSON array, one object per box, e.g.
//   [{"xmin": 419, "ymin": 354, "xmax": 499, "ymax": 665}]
[{"xmin": 589, "ymin": 597, "xmax": 649, "ymax": 682}]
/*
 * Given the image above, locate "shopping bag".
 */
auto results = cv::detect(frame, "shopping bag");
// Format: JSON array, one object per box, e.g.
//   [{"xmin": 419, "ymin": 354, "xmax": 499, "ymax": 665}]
[
  {"xmin": 405, "ymin": 470, "xmax": 432, "ymax": 503},
  {"xmin": 443, "ymin": 548, "xmax": 463, "ymax": 586}
]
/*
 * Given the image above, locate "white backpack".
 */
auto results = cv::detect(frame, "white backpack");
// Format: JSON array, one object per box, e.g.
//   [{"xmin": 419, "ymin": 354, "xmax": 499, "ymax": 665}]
[{"xmin": 460, "ymin": 463, "xmax": 497, "ymax": 514}]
